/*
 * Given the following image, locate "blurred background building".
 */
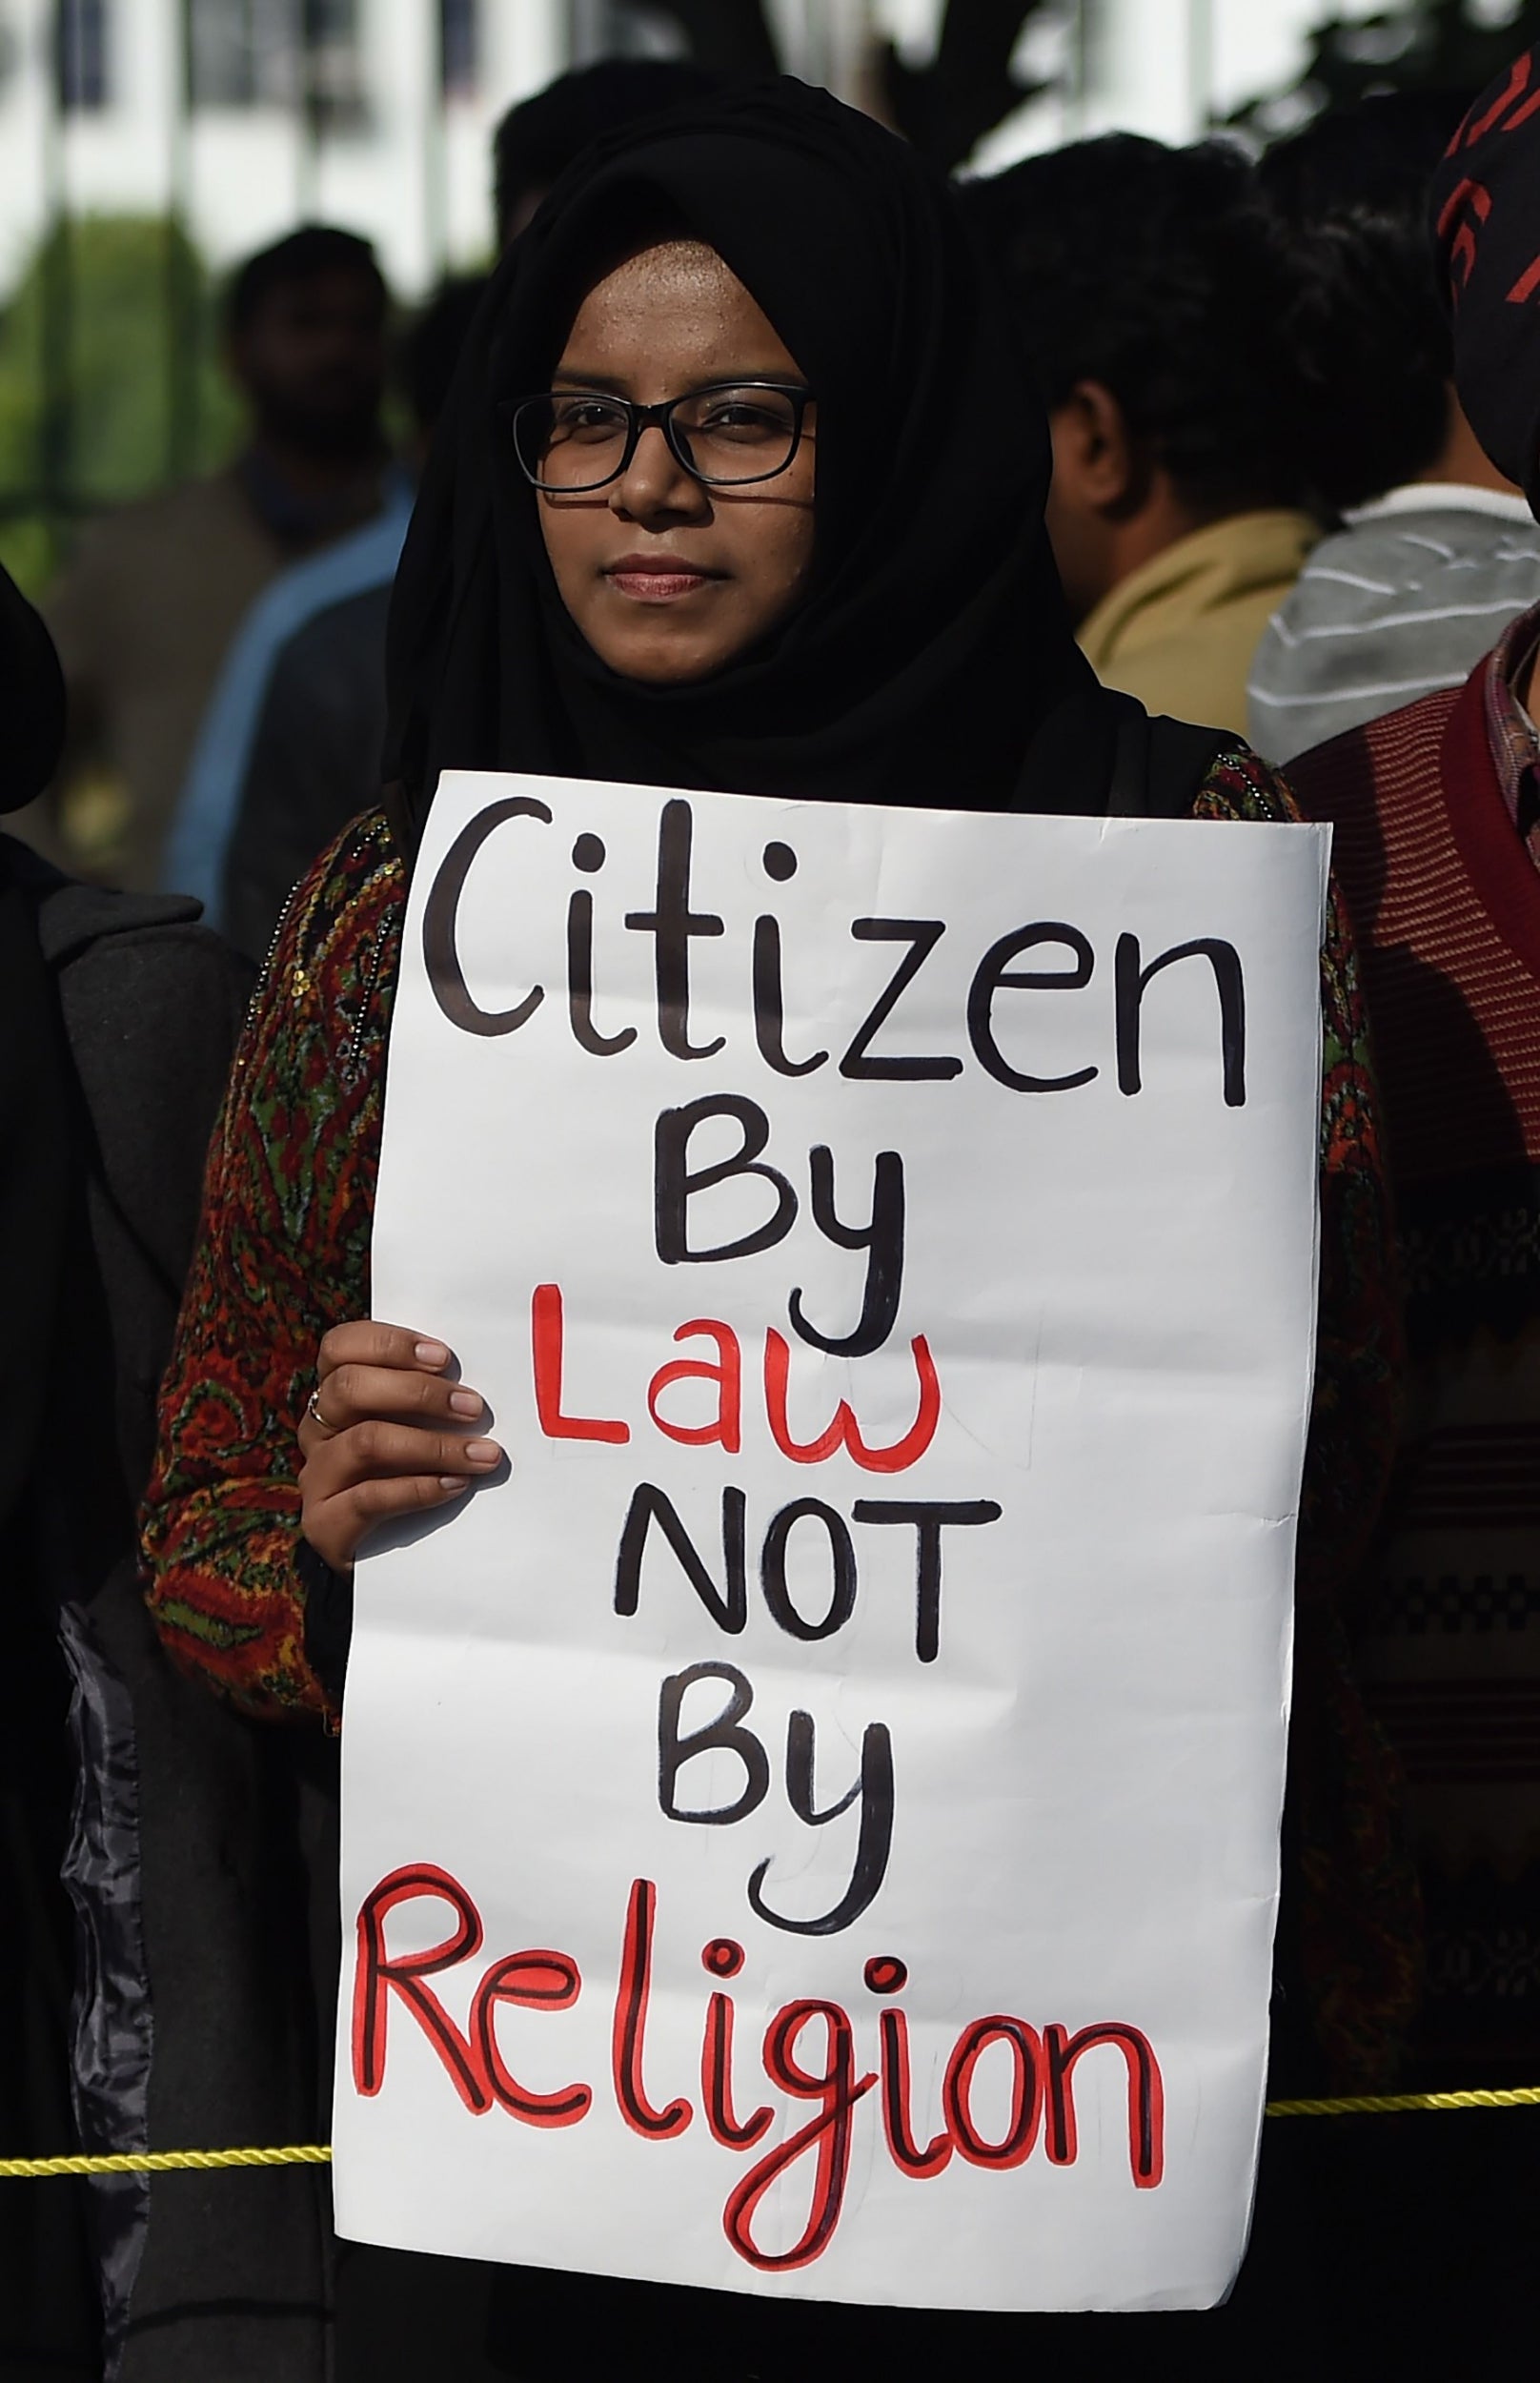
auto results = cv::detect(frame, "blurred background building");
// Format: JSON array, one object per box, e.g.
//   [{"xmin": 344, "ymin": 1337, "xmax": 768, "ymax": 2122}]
[{"xmin": 2, "ymin": 0, "xmax": 1536, "ymax": 594}]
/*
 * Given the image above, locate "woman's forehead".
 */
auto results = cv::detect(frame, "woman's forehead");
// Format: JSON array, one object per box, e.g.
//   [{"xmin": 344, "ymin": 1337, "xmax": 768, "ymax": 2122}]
[
  {"xmin": 557, "ymin": 239, "xmax": 801, "ymax": 379},
  {"xmin": 564, "ymin": 239, "xmax": 743, "ymax": 330}
]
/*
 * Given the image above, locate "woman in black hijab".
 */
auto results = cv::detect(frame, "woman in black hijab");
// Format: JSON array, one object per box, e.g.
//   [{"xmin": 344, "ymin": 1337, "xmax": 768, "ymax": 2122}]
[
  {"xmin": 144, "ymin": 80, "xmax": 1409, "ymax": 2378},
  {"xmin": 383, "ymin": 78, "xmax": 1094, "ymax": 823}
]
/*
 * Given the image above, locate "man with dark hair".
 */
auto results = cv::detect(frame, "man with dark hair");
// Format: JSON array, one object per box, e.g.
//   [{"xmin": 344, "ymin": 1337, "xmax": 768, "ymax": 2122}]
[
  {"xmin": 36, "ymin": 225, "xmax": 395, "ymax": 891},
  {"xmin": 493, "ymin": 58, "xmax": 721, "ymax": 247},
  {"xmin": 220, "ymin": 225, "xmax": 391, "ymax": 500},
  {"xmin": 1248, "ymin": 92, "xmax": 1540, "ymax": 763},
  {"xmin": 226, "ymin": 222, "xmax": 380, "ymax": 332},
  {"xmin": 963, "ymin": 134, "xmax": 1321, "ymax": 736},
  {"xmin": 1287, "ymin": 46, "xmax": 1540, "ymax": 2138}
]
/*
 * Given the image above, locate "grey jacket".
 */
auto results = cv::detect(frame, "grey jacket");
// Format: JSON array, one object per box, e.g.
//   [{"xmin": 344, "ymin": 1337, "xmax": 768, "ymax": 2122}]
[{"xmin": 1246, "ymin": 485, "xmax": 1540, "ymax": 765}]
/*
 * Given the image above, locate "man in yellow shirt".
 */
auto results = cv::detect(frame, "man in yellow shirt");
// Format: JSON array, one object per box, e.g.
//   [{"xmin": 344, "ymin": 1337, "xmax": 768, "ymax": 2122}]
[{"xmin": 962, "ymin": 134, "xmax": 1319, "ymax": 739}]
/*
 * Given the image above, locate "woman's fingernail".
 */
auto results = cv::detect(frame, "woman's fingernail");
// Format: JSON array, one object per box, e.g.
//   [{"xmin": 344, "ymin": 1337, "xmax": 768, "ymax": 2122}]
[
  {"xmin": 449, "ymin": 1389, "xmax": 483, "ymax": 1418},
  {"xmin": 465, "ymin": 1439, "xmax": 500, "ymax": 1465},
  {"xmin": 415, "ymin": 1339, "xmax": 451, "ymax": 1367},
  {"xmin": 439, "ymin": 1476, "xmax": 471, "ymax": 1494}
]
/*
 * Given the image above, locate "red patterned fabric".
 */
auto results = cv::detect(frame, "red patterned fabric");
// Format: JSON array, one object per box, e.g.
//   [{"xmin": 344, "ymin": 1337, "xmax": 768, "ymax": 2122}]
[
  {"xmin": 142, "ymin": 809, "xmax": 404, "ymax": 1725},
  {"xmin": 141, "ymin": 769, "xmax": 1412, "ymax": 2080},
  {"xmin": 1289, "ymin": 652, "xmax": 1540, "ymax": 2081}
]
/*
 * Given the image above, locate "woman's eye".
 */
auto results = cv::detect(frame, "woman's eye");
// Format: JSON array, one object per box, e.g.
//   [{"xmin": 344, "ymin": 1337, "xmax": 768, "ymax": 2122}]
[
  {"xmin": 552, "ymin": 399, "xmax": 625, "ymax": 440},
  {"xmin": 697, "ymin": 398, "xmax": 785, "ymax": 439}
]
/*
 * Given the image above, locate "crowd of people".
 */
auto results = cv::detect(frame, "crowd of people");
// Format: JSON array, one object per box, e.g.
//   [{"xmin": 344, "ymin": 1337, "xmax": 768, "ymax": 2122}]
[{"xmin": 2, "ymin": 35, "xmax": 1537, "ymax": 2383}]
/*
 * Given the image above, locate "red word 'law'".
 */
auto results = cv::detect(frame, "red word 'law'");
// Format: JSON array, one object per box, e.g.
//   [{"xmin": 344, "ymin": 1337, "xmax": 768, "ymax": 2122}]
[{"xmin": 533, "ymin": 1284, "xmax": 941, "ymax": 1474}]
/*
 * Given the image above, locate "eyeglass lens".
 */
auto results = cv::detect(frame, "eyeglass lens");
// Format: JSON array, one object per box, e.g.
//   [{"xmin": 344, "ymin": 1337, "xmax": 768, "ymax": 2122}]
[{"xmin": 516, "ymin": 388, "xmax": 801, "ymax": 490}]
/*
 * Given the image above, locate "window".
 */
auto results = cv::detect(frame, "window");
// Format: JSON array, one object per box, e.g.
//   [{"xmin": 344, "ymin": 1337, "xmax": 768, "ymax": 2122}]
[
  {"xmin": 190, "ymin": 0, "xmax": 285, "ymax": 109},
  {"xmin": 440, "ymin": 0, "xmax": 477, "ymax": 97},
  {"xmin": 57, "ymin": 0, "xmax": 110, "ymax": 111},
  {"xmin": 303, "ymin": 0, "xmax": 366, "ymax": 122},
  {"xmin": 189, "ymin": 0, "xmax": 365, "ymax": 124}
]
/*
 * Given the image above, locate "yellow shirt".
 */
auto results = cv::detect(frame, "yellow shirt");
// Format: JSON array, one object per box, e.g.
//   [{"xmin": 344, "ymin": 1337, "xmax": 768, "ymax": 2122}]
[{"xmin": 1078, "ymin": 509, "xmax": 1320, "ymax": 739}]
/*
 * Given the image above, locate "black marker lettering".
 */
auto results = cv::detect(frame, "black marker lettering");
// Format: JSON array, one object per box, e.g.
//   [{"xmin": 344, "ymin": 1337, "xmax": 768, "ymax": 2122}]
[
  {"xmin": 749, "ymin": 1719, "xmax": 895, "ymax": 1936},
  {"xmin": 788, "ymin": 1145, "xmax": 905, "ymax": 1357},
  {"xmin": 658, "ymin": 1662, "xmax": 769, "ymax": 1825},
  {"xmin": 655, "ymin": 1095, "xmax": 797, "ymax": 1265},
  {"xmin": 760, "ymin": 1499, "xmax": 858, "ymax": 1641},
  {"xmin": 967, "ymin": 923, "xmax": 1098, "ymax": 1093},
  {"xmin": 614, "ymin": 1483, "xmax": 747, "ymax": 1634},
  {"xmin": 567, "ymin": 887, "xmax": 637, "ymax": 1056},
  {"xmin": 753, "ymin": 914, "xmax": 828, "ymax": 1077},
  {"xmin": 625, "ymin": 798, "xmax": 725, "ymax": 1059},
  {"xmin": 1115, "ymin": 932, "xmax": 1246, "ymax": 1107},
  {"xmin": 852, "ymin": 1498, "xmax": 1003, "ymax": 1662},
  {"xmin": 421, "ymin": 797, "xmax": 550, "ymax": 1036},
  {"xmin": 840, "ymin": 921, "xmax": 962, "ymax": 1081}
]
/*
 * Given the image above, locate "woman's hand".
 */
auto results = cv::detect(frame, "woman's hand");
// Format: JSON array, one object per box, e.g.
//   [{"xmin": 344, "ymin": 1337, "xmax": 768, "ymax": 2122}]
[{"xmin": 298, "ymin": 1321, "xmax": 502, "ymax": 1571}]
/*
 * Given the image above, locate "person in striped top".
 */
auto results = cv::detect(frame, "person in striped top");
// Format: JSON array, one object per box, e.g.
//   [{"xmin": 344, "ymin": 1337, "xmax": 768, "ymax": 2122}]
[{"xmin": 1248, "ymin": 92, "xmax": 1540, "ymax": 766}]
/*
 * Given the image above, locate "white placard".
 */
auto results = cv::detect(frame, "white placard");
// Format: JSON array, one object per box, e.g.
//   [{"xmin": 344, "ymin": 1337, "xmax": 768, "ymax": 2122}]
[{"xmin": 335, "ymin": 770, "xmax": 1328, "ymax": 2313}]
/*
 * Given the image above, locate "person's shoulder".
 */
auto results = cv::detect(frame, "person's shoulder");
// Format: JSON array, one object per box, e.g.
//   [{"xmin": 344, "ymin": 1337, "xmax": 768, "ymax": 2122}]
[
  {"xmin": 1284, "ymin": 680, "xmax": 1466, "ymax": 822},
  {"xmin": 234, "ymin": 513, "xmax": 401, "ymax": 682},
  {"xmin": 241, "ymin": 808, "xmax": 404, "ymax": 1091},
  {"xmin": 1367, "ymin": 507, "xmax": 1540, "ymax": 602},
  {"xmin": 1275, "ymin": 518, "xmax": 1398, "ymax": 600},
  {"xmin": 6, "ymin": 832, "xmax": 228, "ymax": 967},
  {"xmin": 2, "ymin": 837, "xmax": 253, "ymax": 1079},
  {"xmin": 1267, "ymin": 515, "xmax": 1462, "ymax": 640},
  {"xmin": 266, "ymin": 805, "xmax": 404, "ymax": 986},
  {"xmin": 1287, "ymin": 500, "xmax": 1540, "ymax": 607},
  {"xmin": 46, "ymin": 472, "xmax": 256, "ymax": 601},
  {"xmin": 274, "ymin": 576, "xmax": 393, "ymax": 682},
  {"xmin": 1188, "ymin": 742, "xmax": 1303, "ymax": 826},
  {"xmin": 257, "ymin": 495, "xmax": 408, "ymax": 617},
  {"xmin": 83, "ymin": 469, "xmax": 249, "ymax": 548}
]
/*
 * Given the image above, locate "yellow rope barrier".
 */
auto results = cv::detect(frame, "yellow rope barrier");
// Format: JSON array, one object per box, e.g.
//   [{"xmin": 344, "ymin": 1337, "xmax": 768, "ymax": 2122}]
[
  {"xmin": 2, "ymin": 2088, "xmax": 1537, "ymax": 2176},
  {"xmin": 0, "ymin": 2146, "xmax": 332, "ymax": 2179},
  {"xmin": 1266, "ymin": 2085, "xmax": 1540, "ymax": 2117}
]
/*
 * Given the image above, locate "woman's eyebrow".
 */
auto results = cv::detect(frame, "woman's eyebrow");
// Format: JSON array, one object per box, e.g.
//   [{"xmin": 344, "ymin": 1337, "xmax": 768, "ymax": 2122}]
[{"xmin": 549, "ymin": 369, "xmax": 812, "ymax": 393}]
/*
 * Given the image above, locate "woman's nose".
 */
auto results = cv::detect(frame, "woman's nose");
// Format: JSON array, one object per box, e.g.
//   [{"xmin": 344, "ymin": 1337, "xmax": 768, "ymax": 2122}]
[{"xmin": 609, "ymin": 422, "xmax": 707, "ymax": 520}]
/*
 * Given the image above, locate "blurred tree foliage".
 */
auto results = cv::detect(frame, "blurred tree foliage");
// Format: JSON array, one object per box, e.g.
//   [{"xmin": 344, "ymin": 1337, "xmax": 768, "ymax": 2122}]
[
  {"xmin": 0, "ymin": 216, "xmax": 243, "ymax": 597},
  {"xmin": 1232, "ymin": 1, "xmax": 1540, "ymax": 139},
  {"xmin": 878, "ymin": 0, "xmax": 1054, "ymax": 172}
]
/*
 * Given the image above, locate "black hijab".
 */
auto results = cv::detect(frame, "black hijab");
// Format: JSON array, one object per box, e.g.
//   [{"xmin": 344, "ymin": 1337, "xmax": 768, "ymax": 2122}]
[{"xmin": 386, "ymin": 77, "xmax": 1100, "ymax": 847}]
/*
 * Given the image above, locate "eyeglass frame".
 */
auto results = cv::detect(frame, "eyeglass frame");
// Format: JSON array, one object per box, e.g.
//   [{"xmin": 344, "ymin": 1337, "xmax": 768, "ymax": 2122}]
[{"xmin": 507, "ymin": 379, "xmax": 815, "ymax": 494}]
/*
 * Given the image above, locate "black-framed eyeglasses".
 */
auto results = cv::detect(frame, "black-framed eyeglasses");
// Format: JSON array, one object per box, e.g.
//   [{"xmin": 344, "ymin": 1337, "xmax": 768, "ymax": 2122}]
[{"xmin": 509, "ymin": 380, "xmax": 813, "ymax": 493}]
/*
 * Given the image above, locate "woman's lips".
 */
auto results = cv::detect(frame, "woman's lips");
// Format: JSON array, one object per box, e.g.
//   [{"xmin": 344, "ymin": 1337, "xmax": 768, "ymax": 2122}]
[{"xmin": 604, "ymin": 558, "xmax": 720, "ymax": 602}]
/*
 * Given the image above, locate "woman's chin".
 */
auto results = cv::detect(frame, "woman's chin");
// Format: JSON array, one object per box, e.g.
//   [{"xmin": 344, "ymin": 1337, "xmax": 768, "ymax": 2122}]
[{"xmin": 595, "ymin": 632, "xmax": 739, "ymax": 687}]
